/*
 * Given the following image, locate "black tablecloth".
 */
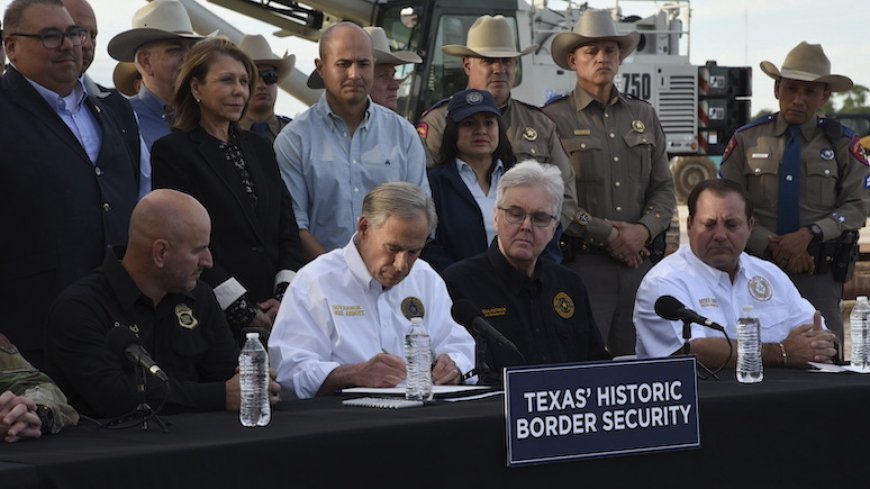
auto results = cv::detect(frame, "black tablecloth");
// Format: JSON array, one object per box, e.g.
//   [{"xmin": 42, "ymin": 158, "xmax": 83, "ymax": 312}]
[{"xmin": 1, "ymin": 368, "xmax": 867, "ymax": 488}]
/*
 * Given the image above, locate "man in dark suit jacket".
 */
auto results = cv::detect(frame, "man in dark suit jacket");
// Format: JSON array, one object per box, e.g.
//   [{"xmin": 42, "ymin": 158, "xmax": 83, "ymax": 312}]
[{"xmin": 0, "ymin": 0, "xmax": 139, "ymax": 365}]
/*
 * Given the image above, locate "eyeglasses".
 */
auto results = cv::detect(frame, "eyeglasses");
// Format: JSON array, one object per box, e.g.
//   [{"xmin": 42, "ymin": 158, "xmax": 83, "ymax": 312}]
[
  {"xmin": 259, "ymin": 70, "xmax": 279, "ymax": 85},
  {"xmin": 8, "ymin": 27, "xmax": 89, "ymax": 49},
  {"xmin": 498, "ymin": 207, "xmax": 557, "ymax": 228}
]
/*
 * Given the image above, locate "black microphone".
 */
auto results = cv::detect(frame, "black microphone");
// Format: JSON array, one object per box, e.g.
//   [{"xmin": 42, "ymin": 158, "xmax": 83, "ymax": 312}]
[
  {"xmin": 106, "ymin": 327, "xmax": 169, "ymax": 382},
  {"xmin": 451, "ymin": 299, "xmax": 526, "ymax": 363},
  {"xmin": 654, "ymin": 295, "xmax": 725, "ymax": 332}
]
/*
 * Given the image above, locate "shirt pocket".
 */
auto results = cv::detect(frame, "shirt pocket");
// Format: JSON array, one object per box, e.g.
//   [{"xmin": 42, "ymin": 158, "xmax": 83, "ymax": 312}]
[
  {"xmin": 744, "ymin": 156, "xmax": 779, "ymax": 209},
  {"xmin": 562, "ymin": 136, "xmax": 604, "ymax": 182},
  {"xmin": 510, "ymin": 127, "xmax": 550, "ymax": 163},
  {"xmin": 804, "ymin": 160, "xmax": 839, "ymax": 208},
  {"xmin": 622, "ymin": 131, "xmax": 653, "ymax": 185}
]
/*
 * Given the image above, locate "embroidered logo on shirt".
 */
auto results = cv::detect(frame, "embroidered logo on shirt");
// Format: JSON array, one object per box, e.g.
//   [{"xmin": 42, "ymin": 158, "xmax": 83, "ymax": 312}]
[
  {"xmin": 748, "ymin": 276, "xmax": 773, "ymax": 302},
  {"xmin": 401, "ymin": 297, "xmax": 425, "ymax": 320},
  {"xmin": 698, "ymin": 297, "xmax": 719, "ymax": 308},
  {"xmin": 175, "ymin": 304, "xmax": 198, "ymax": 329},
  {"xmin": 482, "ymin": 307, "xmax": 507, "ymax": 318},
  {"xmin": 553, "ymin": 292, "xmax": 575, "ymax": 319},
  {"xmin": 332, "ymin": 305, "xmax": 365, "ymax": 317}
]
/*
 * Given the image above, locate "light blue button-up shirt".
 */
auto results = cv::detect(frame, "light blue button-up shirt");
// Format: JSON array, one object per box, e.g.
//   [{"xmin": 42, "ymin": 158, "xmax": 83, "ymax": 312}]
[
  {"xmin": 129, "ymin": 84, "xmax": 170, "ymax": 151},
  {"xmin": 456, "ymin": 158, "xmax": 504, "ymax": 246},
  {"xmin": 274, "ymin": 94, "xmax": 430, "ymax": 252},
  {"xmin": 28, "ymin": 77, "xmax": 101, "ymax": 163}
]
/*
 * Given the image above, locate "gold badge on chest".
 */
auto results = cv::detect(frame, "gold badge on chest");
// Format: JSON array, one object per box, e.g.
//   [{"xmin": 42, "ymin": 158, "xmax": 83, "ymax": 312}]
[
  {"xmin": 522, "ymin": 127, "xmax": 538, "ymax": 141},
  {"xmin": 175, "ymin": 304, "xmax": 198, "ymax": 329},
  {"xmin": 631, "ymin": 120, "xmax": 646, "ymax": 133},
  {"xmin": 553, "ymin": 292, "xmax": 575, "ymax": 319}
]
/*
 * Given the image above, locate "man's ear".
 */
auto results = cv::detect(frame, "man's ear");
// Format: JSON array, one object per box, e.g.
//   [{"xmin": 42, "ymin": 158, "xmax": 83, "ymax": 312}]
[{"xmin": 152, "ymin": 239, "xmax": 169, "ymax": 268}]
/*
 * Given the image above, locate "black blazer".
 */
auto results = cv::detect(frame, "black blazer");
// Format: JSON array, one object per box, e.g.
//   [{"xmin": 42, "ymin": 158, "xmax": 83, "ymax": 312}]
[
  {"xmin": 0, "ymin": 66, "xmax": 139, "ymax": 354},
  {"xmin": 151, "ymin": 126, "xmax": 303, "ymax": 305}
]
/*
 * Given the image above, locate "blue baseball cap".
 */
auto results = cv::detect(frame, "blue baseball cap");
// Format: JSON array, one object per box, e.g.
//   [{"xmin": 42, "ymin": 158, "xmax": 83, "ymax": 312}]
[{"xmin": 447, "ymin": 89, "xmax": 501, "ymax": 122}]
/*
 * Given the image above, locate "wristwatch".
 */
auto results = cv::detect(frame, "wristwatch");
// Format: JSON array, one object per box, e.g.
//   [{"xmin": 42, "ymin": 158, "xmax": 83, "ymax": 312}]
[
  {"xmin": 35, "ymin": 404, "xmax": 54, "ymax": 435},
  {"xmin": 807, "ymin": 224, "xmax": 823, "ymax": 243}
]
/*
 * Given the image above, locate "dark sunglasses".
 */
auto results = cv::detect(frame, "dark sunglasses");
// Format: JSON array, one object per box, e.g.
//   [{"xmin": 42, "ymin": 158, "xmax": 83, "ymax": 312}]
[{"xmin": 259, "ymin": 70, "xmax": 279, "ymax": 85}]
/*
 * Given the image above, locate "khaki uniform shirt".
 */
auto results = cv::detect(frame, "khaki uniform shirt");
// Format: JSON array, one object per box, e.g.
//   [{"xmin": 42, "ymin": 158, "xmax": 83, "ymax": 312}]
[
  {"xmin": 417, "ymin": 97, "xmax": 580, "ymax": 228},
  {"xmin": 0, "ymin": 334, "xmax": 78, "ymax": 434},
  {"xmin": 543, "ymin": 87, "xmax": 675, "ymax": 244},
  {"xmin": 719, "ymin": 113, "xmax": 870, "ymax": 256},
  {"xmin": 239, "ymin": 114, "xmax": 291, "ymax": 144}
]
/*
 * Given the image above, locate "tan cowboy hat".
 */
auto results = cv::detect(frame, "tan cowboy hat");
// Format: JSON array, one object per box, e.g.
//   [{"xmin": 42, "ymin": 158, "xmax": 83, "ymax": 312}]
[
  {"xmin": 442, "ymin": 15, "xmax": 536, "ymax": 58},
  {"xmin": 760, "ymin": 41, "xmax": 853, "ymax": 93},
  {"xmin": 550, "ymin": 9, "xmax": 640, "ymax": 70},
  {"xmin": 107, "ymin": 0, "xmax": 207, "ymax": 62},
  {"xmin": 112, "ymin": 62, "xmax": 141, "ymax": 97},
  {"xmin": 238, "ymin": 34, "xmax": 296, "ymax": 84},
  {"xmin": 307, "ymin": 26, "xmax": 421, "ymax": 89}
]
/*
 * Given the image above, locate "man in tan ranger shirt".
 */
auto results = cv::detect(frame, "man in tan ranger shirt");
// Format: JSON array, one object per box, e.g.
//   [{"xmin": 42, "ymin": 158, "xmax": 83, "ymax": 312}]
[
  {"xmin": 416, "ymin": 15, "xmax": 580, "ymax": 240},
  {"xmin": 543, "ymin": 10, "xmax": 675, "ymax": 356},
  {"xmin": 719, "ymin": 42, "xmax": 870, "ymax": 345}
]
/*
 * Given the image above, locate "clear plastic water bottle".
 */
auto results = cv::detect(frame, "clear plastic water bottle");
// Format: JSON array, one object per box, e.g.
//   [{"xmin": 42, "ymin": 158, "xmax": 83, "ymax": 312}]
[
  {"xmin": 850, "ymin": 296, "xmax": 870, "ymax": 372},
  {"xmin": 736, "ymin": 305, "xmax": 763, "ymax": 383},
  {"xmin": 404, "ymin": 317, "xmax": 432, "ymax": 401},
  {"xmin": 239, "ymin": 332, "xmax": 271, "ymax": 427}
]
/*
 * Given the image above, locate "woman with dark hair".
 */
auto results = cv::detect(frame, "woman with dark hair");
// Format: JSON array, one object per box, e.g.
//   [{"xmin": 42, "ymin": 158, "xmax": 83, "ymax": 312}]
[
  {"xmin": 151, "ymin": 37, "xmax": 303, "ymax": 342},
  {"xmin": 422, "ymin": 89, "xmax": 517, "ymax": 272}
]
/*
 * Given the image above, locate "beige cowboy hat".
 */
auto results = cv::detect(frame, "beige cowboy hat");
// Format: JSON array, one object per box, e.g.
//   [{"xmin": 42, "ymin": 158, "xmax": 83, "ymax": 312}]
[
  {"xmin": 238, "ymin": 34, "xmax": 296, "ymax": 84},
  {"xmin": 550, "ymin": 9, "xmax": 640, "ymax": 70},
  {"xmin": 107, "ymin": 0, "xmax": 208, "ymax": 62},
  {"xmin": 442, "ymin": 15, "xmax": 537, "ymax": 58},
  {"xmin": 306, "ymin": 26, "xmax": 421, "ymax": 89},
  {"xmin": 760, "ymin": 41, "xmax": 853, "ymax": 92},
  {"xmin": 112, "ymin": 62, "xmax": 141, "ymax": 97}
]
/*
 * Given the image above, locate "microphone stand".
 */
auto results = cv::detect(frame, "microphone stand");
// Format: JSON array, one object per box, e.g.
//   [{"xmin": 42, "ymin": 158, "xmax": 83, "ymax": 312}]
[
  {"xmin": 102, "ymin": 366, "xmax": 170, "ymax": 432},
  {"xmin": 681, "ymin": 319, "xmax": 719, "ymax": 381}
]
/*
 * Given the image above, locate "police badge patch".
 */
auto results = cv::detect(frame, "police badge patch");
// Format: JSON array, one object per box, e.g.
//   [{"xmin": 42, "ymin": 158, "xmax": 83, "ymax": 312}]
[
  {"xmin": 553, "ymin": 292, "xmax": 575, "ymax": 319},
  {"xmin": 748, "ymin": 276, "xmax": 772, "ymax": 302},
  {"xmin": 401, "ymin": 297, "xmax": 425, "ymax": 320},
  {"xmin": 175, "ymin": 304, "xmax": 198, "ymax": 329}
]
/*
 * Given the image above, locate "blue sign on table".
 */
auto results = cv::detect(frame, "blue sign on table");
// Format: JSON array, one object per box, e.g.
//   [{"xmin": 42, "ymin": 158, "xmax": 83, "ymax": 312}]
[{"xmin": 504, "ymin": 357, "xmax": 700, "ymax": 466}]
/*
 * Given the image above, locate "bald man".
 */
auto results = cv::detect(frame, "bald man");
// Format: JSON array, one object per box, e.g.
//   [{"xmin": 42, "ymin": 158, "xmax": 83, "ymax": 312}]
[
  {"xmin": 274, "ymin": 22, "xmax": 428, "ymax": 261},
  {"xmin": 46, "ymin": 189, "xmax": 279, "ymax": 418}
]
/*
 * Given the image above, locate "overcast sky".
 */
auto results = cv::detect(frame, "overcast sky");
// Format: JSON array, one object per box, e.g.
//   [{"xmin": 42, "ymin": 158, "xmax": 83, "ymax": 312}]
[{"xmin": 3, "ymin": 0, "xmax": 868, "ymax": 118}]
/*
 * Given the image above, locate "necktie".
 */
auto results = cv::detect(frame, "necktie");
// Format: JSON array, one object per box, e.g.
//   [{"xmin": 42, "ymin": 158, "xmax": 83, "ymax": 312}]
[{"xmin": 776, "ymin": 125, "xmax": 801, "ymax": 234}]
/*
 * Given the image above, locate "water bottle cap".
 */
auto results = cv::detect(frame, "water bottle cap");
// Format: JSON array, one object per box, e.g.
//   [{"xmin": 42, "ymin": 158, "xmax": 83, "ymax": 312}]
[
  {"xmin": 741, "ymin": 305, "xmax": 754, "ymax": 314},
  {"xmin": 859, "ymin": 296, "xmax": 869, "ymax": 303},
  {"xmin": 411, "ymin": 317, "xmax": 422, "ymax": 324},
  {"xmin": 246, "ymin": 332, "xmax": 259, "ymax": 339}
]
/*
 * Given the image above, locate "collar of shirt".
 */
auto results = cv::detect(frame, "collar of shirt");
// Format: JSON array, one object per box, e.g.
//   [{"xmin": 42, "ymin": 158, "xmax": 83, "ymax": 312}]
[
  {"xmin": 681, "ymin": 246, "xmax": 750, "ymax": 289},
  {"xmin": 315, "ymin": 92, "xmax": 374, "ymax": 133},
  {"xmin": 136, "ymin": 84, "xmax": 170, "ymax": 117},
  {"xmin": 455, "ymin": 157, "xmax": 504, "ymax": 189},
  {"xmin": 26, "ymin": 76, "xmax": 87, "ymax": 114},
  {"xmin": 342, "ymin": 234, "xmax": 383, "ymax": 293},
  {"xmin": 485, "ymin": 239, "xmax": 542, "ymax": 295},
  {"xmin": 82, "ymin": 74, "xmax": 111, "ymax": 99},
  {"xmin": 574, "ymin": 85, "xmax": 621, "ymax": 111},
  {"xmin": 773, "ymin": 111, "xmax": 818, "ymax": 140}
]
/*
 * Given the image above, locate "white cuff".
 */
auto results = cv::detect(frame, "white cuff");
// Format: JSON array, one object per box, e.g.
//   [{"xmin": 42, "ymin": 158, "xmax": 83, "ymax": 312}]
[
  {"xmin": 274, "ymin": 269, "xmax": 297, "ymax": 289},
  {"xmin": 213, "ymin": 277, "xmax": 247, "ymax": 310}
]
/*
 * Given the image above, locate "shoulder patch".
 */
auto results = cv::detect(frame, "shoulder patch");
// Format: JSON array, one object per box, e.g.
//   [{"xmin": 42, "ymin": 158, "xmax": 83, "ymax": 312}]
[
  {"xmin": 420, "ymin": 97, "xmax": 450, "ymax": 119},
  {"xmin": 721, "ymin": 135, "xmax": 738, "ymax": 163},
  {"xmin": 543, "ymin": 93, "xmax": 569, "ymax": 108},
  {"xmin": 849, "ymin": 136, "xmax": 869, "ymax": 166},
  {"xmin": 416, "ymin": 121, "xmax": 429, "ymax": 139}
]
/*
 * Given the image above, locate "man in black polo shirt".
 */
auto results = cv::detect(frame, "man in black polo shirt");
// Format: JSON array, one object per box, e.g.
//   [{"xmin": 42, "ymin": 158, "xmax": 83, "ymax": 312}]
[
  {"xmin": 46, "ymin": 189, "xmax": 277, "ymax": 418},
  {"xmin": 442, "ymin": 160, "xmax": 609, "ymax": 385}
]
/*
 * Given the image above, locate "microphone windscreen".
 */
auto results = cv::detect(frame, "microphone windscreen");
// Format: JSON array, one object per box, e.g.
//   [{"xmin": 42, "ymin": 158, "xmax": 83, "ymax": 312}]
[
  {"xmin": 654, "ymin": 295, "xmax": 685, "ymax": 321},
  {"xmin": 451, "ymin": 299, "xmax": 481, "ymax": 327},
  {"xmin": 106, "ymin": 326, "xmax": 138, "ymax": 358}
]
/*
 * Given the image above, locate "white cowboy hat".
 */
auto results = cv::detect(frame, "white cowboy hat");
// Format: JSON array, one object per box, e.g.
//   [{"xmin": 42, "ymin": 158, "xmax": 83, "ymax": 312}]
[
  {"xmin": 238, "ymin": 34, "xmax": 296, "ymax": 84},
  {"xmin": 307, "ymin": 26, "xmax": 421, "ymax": 89},
  {"xmin": 760, "ymin": 41, "xmax": 853, "ymax": 93},
  {"xmin": 107, "ymin": 0, "xmax": 207, "ymax": 62},
  {"xmin": 442, "ymin": 15, "xmax": 536, "ymax": 58},
  {"xmin": 112, "ymin": 62, "xmax": 141, "ymax": 97},
  {"xmin": 550, "ymin": 9, "xmax": 640, "ymax": 70}
]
